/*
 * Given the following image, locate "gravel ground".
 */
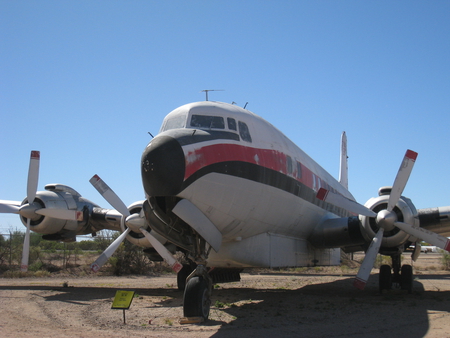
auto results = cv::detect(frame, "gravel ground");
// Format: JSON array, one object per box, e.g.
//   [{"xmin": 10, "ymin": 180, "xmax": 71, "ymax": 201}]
[{"xmin": 0, "ymin": 254, "xmax": 449, "ymax": 338}]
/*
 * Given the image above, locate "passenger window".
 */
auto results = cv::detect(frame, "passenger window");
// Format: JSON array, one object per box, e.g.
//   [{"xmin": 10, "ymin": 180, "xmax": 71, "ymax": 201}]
[
  {"xmin": 238, "ymin": 121, "xmax": 252, "ymax": 142},
  {"xmin": 296, "ymin": 161, "xmax": 302, "ymax": 179},
  {"xmin": 287, "ymin": 156, "xmax": 293, "ymax": 174},
  {"xmin": 227, "ymin": 118, "xmax": 237, "ymax": 131},
  {"xmin": 190, "ymin": 115, "xmax": 225, "ymax": 129}
]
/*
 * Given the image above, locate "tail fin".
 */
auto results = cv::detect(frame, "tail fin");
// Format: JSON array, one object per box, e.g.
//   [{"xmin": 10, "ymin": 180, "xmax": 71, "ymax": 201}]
[{"xmin": 339, "ymin": 132, "xmax": 348, "ymax": 190}]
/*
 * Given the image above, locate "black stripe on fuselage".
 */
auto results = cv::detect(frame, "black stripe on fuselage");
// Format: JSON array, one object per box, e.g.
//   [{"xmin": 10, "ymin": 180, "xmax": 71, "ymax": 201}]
[{"xmin": 182, "ymin": 161, "xmax": 351, "ymax": 218}]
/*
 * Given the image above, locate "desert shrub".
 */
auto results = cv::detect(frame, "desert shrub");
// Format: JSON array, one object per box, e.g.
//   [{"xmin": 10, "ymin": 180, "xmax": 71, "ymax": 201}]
[
  {"xmin": 108, "ymin": 240, "xmax": 151, "ymax": 276},
  {"xmin": 442, "ymin": 251, "xmax": 450, "ymax": 270}
]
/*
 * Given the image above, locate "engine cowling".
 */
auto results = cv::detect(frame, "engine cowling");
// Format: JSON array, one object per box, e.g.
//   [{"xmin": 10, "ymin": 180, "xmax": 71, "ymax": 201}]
[
  {"xmin": 21, "ymin": 184, "xmax": 99, "ymax": 241},
  {"xmin": 359, "ymin": 187, "xmax": 419, "ymax": 252}
]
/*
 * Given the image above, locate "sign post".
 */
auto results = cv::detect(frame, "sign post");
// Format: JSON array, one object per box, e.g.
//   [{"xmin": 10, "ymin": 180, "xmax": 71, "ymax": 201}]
[{"xmin": 111, "ymin": 290, "xmax": 135, "ymax": 324}]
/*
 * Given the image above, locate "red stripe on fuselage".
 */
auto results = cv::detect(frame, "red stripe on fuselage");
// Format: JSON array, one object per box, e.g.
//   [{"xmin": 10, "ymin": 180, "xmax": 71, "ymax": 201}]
[{"xmin": 183, "ymin": 143, "xmax": 321, "ymax": 193}]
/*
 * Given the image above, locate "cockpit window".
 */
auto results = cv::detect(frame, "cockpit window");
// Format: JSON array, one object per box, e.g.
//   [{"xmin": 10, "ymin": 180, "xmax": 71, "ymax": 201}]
[
  {"xmin": 238, "ymin": 121, "xmax": 252, "ymax": 142},
  {"xmin": 227, "ymin": 118, "xmax": 237, "ymax": 131},
  {"xmin": 161, "ymin": 114, "xmax": 186, "ymax": 132},
  {"xmin": 190, "ymin": 115, "xmax": 225, "ymax": 129}
]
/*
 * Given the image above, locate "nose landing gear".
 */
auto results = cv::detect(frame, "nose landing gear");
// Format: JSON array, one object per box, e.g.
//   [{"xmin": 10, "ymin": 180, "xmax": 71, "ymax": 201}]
[
  {"xmin": 181, "ymin": 265, "xmax": 212, "ymax": 321},
  {"xmin": 379, "ymin": 254, "xmax": 413, "ymax": 293}
]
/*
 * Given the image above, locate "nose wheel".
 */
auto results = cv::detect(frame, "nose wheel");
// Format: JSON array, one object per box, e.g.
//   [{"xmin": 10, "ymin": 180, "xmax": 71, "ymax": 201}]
[
  {"xmin": 182, "ymin": 265, "xmax": 212, "ymax": 320},
  {"xmin": 379, "ymin": 255, "xmax": 413, "ymax": 293}
]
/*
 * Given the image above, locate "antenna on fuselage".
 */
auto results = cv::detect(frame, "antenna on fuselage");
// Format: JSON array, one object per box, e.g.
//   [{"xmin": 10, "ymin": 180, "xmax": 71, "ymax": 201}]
[{"xmin": 200, "ymin": 89, "xmax": 224, "ymax": 101}]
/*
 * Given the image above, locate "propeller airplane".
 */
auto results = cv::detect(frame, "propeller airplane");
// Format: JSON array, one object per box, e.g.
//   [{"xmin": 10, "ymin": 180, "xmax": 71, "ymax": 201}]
[{"xmin": 2, "ymin": 100, "xmax": 450, "ymax": 320}]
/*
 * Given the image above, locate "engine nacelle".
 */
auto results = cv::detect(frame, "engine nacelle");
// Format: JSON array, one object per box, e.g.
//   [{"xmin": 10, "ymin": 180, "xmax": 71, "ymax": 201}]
[
  {"xmin": 21, "ymin": 184, "xmax": 99, "ymax": 241},
  {"xmin": 359, "ymin": 187, "xmax": 419, "ymax": 252}
]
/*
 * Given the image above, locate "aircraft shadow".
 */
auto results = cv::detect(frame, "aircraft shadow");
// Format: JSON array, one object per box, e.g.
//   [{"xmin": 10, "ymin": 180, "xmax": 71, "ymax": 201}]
[{"xmin": 207, "ymin": 275, "xmax": 450, "ymax": 338}]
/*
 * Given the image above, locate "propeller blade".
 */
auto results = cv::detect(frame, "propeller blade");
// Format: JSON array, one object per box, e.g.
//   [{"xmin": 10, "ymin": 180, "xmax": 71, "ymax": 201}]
[
  {"xmin": 354, "ymin": 228, "xmax": 384, "ymax": 290},
  {"xmin": 387, "ymin": 150, "xmax": 417, "ymax": 211},
  {"xmin": 20, "ymin": 151, "xmax": 40, "ymax": 272},
  {"xmin": 35, "ymin": 208, "xmax": 83, "ymax": 221},
  {"xmin": 394, "ymin": 222, "xmax": 450, "ymax": 252},
  {"xmin": 90, "ymin": 175, "xmax": 130, "ymax": 217},
  {"xmin": 316, "ymin": 188, "xmax": 377, "ymax": 218},
  {"xmin": 20, "ymin": 219, "xmax": 31, "ymax": 272},
  {"xmin": 0, "ymin": 200, "xmax": 21, "ymax": 214},
  {"xmin": 139, "ymin": 228, "xmax": 183, "ymax": 273},
  {"xmin": 27, "ymin": 151, "xmax": 40, "ymax": 204},
  {"xmin": 90, "ymin": 228, "xmax": 131, "ymax": 272}
]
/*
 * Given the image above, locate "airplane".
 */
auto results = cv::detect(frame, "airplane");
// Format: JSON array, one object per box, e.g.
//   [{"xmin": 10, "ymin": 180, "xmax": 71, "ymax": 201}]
[{"xmin": 2, "ymin": 100, "xmax": 450, "ymax": 321}]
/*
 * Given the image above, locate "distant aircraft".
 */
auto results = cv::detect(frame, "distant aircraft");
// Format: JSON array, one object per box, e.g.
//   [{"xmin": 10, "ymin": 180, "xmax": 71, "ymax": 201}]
[{"xmin": 2, "ymin": 100, "xmax": 450, "ymax": 320}]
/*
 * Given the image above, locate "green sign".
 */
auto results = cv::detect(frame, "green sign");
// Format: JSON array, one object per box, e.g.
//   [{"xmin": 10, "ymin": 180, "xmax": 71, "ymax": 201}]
[{"xmin": 111, "ymin": 290, "xmax": 135, "ymax": 310}]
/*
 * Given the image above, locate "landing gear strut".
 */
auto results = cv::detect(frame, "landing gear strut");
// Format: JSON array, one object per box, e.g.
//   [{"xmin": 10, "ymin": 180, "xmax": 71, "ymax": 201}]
[
  {"xmin": 379, "ymin": 255, "xmax": 413, "ymax": 293},
  {"xmin": 177, "ymin": 263, "xmax": 195, "ymax": 291}
]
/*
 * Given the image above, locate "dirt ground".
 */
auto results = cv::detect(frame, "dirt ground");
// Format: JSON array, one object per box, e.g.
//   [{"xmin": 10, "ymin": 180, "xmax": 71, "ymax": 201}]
[{"xmin": 1, "ymin": 253, "xmax": 450, "ymax": 338}]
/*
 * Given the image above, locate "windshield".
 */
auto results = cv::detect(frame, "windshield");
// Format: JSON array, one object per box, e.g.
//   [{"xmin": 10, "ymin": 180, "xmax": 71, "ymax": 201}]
[
  {"xmin": 160, "ymin": 113, "xmax": 187, "ymax": 132},
  {"xmin": 190, "ymin": 115, "xmax": 225, "ymax": 129}
]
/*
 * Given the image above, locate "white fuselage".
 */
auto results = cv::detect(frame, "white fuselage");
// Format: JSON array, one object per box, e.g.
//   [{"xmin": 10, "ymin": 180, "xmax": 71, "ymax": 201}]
[{"xmin": 156, "ymin": 101, "xmax": 354, "ymax": 268}]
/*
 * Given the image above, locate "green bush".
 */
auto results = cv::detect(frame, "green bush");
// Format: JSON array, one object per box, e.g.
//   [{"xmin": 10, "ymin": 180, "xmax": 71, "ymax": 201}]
[{"xmin": 441, "ymin": 251, "xmax": 450, "ymax": 270}]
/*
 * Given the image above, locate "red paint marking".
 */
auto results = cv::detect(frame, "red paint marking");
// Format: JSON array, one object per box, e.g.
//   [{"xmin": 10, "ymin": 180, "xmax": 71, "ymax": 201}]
[
  {"xmin": 90, "ymin": 263, "xmax": 100, "ymax": 273},
  {"xmin": 406, "ymin": 150, "xmax": 418, "ymax": 161},
  {"xmin": 172, "ymin": 261, "xmax": 183, "ymax": 273},
  {"xmin": 445, "ymin": 239, "xmax": 450, "ymax": 252},
  {"xmin": 31, "ymin": 151, "xmax": 40, "ymax": 160},
  {"xmin": 353, "ymin": 277, "xmax": 366, "ymax": 290},
  {"xmin": 92, "ymin": 174, "xmax": 100, "ymax": 181},
  {"xmin": 316, "ymin": 188, "xmax": 329, "ymax": 201},
  {"xmin": 76, "ymin": 211, "xmax": 83, "ymax": 221},
  {"xmin": 183, "ymin": 143, "xmax": 320, "ymax": 192}
]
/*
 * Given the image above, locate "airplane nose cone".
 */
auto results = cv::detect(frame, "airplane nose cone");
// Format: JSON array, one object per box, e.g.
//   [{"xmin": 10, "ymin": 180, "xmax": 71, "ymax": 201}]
[{"xmin": 141, "ymin": 136, "xmax": 185, "ymax": 196}]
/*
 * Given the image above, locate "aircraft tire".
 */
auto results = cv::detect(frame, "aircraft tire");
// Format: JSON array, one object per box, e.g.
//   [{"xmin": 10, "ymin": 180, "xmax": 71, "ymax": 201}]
[
  {"xmin": 183, "ymin": 276, "xmax": 210, "ymax": 319},
  {"xmin": 400, "ymin": 264, "xmax": 413, "ymax": 293},
  {"xmin": 379, "ymin": 264, "xmax": 392, "ymax": 292}
]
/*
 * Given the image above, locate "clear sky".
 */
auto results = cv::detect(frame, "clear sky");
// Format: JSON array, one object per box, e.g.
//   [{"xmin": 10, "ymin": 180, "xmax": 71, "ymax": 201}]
[{"xmin": 1, "ymin": 1, "xmax": 449, "ymax": 234}]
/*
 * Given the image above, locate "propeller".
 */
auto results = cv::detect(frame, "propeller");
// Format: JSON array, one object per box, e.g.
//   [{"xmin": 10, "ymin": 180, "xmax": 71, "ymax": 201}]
[
  {"xmin": 89, "ymin": 175, "xmax": 131, "ymax": 272},
  {"xmin": 1, "ymin": 150, "xmax": 85, "ymax": 226},
  {"xmin": 352, "ymin": 150, "xmax": 421, "ymax": 289},
  {"xmin": 317, "ymin": 150, "xmax": 450, "ymax": 289},
  {"xmin": 89, "ymin": 175, "xmax": 182, "ymax": 273},
  {"xmin": 0, "ymin": 151, "xmax": 88, "ymax": 271},
  {"xmin": 20, "ymin": 150, "xmax": 40, "ymax": 272}
]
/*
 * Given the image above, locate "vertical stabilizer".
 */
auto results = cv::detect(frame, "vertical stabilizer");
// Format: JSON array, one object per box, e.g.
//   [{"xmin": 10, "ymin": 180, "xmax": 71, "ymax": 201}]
[{"xmin": 339, "ymin": 132, "xmax": 348, "ymax": 190}]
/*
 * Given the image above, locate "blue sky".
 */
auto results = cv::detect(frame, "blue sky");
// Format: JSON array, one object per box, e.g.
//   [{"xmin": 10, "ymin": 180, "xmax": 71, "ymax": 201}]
[{"xmin": 1, "ymin": 1, "xmax": 449, "ymax": 234}]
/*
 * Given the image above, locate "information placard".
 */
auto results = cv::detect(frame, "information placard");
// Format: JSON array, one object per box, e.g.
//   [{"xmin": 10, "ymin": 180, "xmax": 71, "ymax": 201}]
[{"xmin": 111, "ymin": 290, "xmax": 135, "ymax": 310}]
